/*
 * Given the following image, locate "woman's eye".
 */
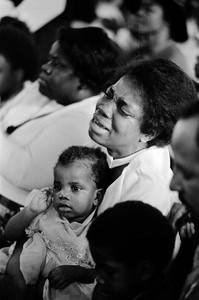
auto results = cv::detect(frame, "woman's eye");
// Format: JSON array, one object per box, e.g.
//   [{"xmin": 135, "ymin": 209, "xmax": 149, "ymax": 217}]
[
  {"xmin": 52, "ymin": 59, "xmax": 61, "ymax": 67},
  {"xmin": 103, "ymin": 91, "xmax": 112, "ymax": 101},
  {"xmin": 118, "ymin": 106, "xmax": 129, "ymax": 117},
  {"xmin": 120, "ymin": 109, "xmax": 129, "ymax": 116}
]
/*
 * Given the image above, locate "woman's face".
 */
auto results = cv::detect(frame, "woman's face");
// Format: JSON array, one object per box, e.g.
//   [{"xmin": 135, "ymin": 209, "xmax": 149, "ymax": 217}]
[
  {"xmin": 89, "ymin": 76, "xmax": 148, "ymax": 158},
  {"xmin": 38, "ymin": 41, "xmax": 81, "ymax": 105},
  {"xmin": 126, "ymin": 0, "xmax": 166, "ymax": 36}
]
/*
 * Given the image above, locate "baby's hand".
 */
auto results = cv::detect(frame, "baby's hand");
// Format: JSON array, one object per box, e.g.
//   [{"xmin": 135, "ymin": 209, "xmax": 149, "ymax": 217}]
[{"xmin": 27, "ymin": 188, "xmax": 53, "ymax": 214}]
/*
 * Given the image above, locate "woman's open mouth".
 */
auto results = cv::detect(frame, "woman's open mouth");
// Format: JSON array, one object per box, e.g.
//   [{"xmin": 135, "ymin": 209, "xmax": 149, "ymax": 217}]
[{"xmin": 93, "ymin": 114, "xmax": 109, "ymax": 131}]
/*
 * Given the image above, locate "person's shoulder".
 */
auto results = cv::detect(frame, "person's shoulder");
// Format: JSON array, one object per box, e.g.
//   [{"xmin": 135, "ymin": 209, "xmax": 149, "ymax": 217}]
[{"xmin": 53, "ymin": 95, "xmax": 99, "ymax": 123}]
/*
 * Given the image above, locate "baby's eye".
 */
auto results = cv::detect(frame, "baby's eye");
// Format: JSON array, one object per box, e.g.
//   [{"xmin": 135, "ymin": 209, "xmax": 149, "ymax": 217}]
[
  {"xmin": 71, "ymin": 185, "xmax": 81, "ymax": 192},
  {"xmin": 53, "ymin": 185, "xmax": 62, "ymax": 192}
]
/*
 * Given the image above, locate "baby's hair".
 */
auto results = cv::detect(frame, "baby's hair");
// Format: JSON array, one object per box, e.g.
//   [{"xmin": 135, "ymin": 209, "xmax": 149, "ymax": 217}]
[{"xmin": 55, "ymin": 146, "xmax": 109, "ymax": 189}]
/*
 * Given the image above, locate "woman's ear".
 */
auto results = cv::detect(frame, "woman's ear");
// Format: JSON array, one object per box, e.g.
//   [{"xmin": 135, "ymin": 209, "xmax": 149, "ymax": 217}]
[
  {"xmin": 93, "ymin": 189, "xmax": 104, "ymax": 207},
  {"xmin": 139, "ymin": 133, "xmax": 155, "ymax": 144}
]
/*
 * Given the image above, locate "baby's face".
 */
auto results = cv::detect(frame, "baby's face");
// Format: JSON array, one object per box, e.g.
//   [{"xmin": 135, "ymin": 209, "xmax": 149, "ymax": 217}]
[{"xmin": 53, "ymin": 162, "xmax": 98, "ymax": 222}]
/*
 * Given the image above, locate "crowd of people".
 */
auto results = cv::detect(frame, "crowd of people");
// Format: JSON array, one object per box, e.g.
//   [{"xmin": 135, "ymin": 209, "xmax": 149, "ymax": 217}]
[{"xmin": 0, "ymin": 0, "xmax": 199, "ymax": 300}]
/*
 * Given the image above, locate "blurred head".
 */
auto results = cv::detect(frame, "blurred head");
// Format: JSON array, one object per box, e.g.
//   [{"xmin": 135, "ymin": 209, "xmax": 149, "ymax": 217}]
[
  {"xmin": 87, "ymin": 201, "xmax": 175, "ymax": 300},
  {"xmin": 89, "ymin": 58, "xmax": 196, "ymax": 158},
  {"xmin": 0, "ymin": 27, "xmax": 38, "ymax": 101},
  {"xmin": 122, "ymin": 0, "xmax": 188, "ymax": 43},
  {"xmin": 38, "ymin": 26, "xmax": 123, "ymax": 105},
  {"xmin": 170, "ymin": 101, "xmax": 199, "ymax": 219},
  {"xmin": 53, "ymin": 146, "xmax": 108, "ymax": 222},
  {"xmin": 0, "ymin": 16, "xmax": 32, "ymax": 36}
]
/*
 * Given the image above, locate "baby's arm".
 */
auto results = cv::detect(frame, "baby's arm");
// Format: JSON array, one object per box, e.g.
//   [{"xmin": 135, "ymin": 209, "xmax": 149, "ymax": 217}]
[
  {"xmin": 4, "ymin": 188, "xmax": 52, "ymax": 242},
  {"xmin": 48, "ymin": 265, "xmax": 97, "ymax": 290}
]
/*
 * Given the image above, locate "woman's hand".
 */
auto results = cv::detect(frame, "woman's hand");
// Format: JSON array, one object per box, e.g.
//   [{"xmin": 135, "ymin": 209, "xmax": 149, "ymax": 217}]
[
  {"xmin": 48, "ymin": 265, "xmax": 96, "ymax": 290},
  {"xmin": 27, "ymin": 188, "xmax": 53, "ymax": 215}
]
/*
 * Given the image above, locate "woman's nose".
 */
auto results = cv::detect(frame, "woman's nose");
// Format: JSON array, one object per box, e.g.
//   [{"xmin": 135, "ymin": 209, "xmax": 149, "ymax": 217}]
[
  {"xmin": 41, "ymin": 62, "xmax": 52, "ymax": 75},
  {"xmin": 99, "ymin": 99, "xmax": 115, "ymax": 119}
]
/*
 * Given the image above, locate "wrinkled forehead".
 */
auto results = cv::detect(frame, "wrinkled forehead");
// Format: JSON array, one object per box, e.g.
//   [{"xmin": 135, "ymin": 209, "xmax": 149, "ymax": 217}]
[{"xmin": 113, "ymin": 75, "xmax": 140, "ymax": 97}]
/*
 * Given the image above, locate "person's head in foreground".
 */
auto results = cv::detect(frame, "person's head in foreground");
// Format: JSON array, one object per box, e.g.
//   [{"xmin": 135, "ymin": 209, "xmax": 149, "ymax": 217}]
[
  {"xmin": 170, "ymin": 101, "xmax": 199, "ymax": 220},
  {"xmin": 89, "ymin": 58, "xmax": 197, "ymax": 159},
  {"xmin": 38, "ymin": 26, "xmax": 123, "ymax": 105},
  {"xmin": 53, "ymin": 146, "xmax": 109, "ymax": 223},
  {"xmin": 87, "ymin": 201, "xmax": 175, "ymax": 300}
]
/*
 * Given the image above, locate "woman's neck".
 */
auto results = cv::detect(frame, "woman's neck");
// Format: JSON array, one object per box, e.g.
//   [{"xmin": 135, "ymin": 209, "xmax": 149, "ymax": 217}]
[{"xmin": 107, "ymin": 142, "xmax": 147, "ymax": 160}]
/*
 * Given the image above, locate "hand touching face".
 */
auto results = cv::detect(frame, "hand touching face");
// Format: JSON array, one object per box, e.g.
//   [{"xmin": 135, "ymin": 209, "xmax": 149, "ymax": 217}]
[{"xmin": 27, "ymin": 187, "xmax": 53, "ymax": 214}]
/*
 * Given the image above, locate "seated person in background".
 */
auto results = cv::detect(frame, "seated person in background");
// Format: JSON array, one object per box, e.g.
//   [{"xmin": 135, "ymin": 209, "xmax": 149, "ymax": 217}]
[
  {"xmin": 0, "ymin": 26, "xmax": 38, "ymax": 104},
  {"xmin": 0, "ymin": 146, "xmax": 108, "ymax": 300},
  {"xmin": 87, "ymin": 201, "xmax": 176, "ymax": 300},
  {"xmin": 0, "ymin": 25, "xmax": 123, "ymax": 129},
  {"xmin": 0, "ymin": 26, "xmax": 123, "ymax": 208},
  {"xmin": 88, "ymin": 58, "xmax": 197, "ymax": 217},
  {"xmin": 119, "ymin": 0, "xmax": 189, "ymax": 74},
  {"xmin": 170, "ymin": 100, "xmax": 199, "ymax": 300}
]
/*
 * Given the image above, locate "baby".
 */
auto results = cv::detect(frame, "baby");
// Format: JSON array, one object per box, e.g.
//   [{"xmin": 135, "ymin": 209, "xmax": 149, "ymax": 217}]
[{"xmin": 1, "ymin": 146, "xmax": 108, "ymax": 300}]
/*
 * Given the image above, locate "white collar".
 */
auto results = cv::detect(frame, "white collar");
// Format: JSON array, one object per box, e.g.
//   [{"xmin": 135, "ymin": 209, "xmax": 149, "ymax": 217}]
[{"xmin": 106, "ymin": 148, "xmax": 148, "ymax": 169}]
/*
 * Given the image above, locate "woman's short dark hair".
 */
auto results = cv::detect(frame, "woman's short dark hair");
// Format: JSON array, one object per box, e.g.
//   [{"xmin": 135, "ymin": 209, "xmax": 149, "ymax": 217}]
[
  {"xmin": 87, "ymin": 201, "xmax": 175, "ymax": 271},
  {"xmin": 116, "ymin": 58, "xmax": 197, "ymax": 147},
  {"xmin": 0, "ymin": 27, "xmax": 38, "ymax": 81},
  {"xmin": 57, "ymin": 26, "xmax": 124, "ymax": 93}
]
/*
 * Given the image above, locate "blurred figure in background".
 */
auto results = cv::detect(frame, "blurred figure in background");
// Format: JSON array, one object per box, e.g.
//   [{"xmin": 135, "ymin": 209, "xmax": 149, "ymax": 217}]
[
  {"xmin": 119, "ymin": 0, "xmax": 189, "ymax": 73},
  {"xmin": 0, "ymin": 26, "xmax": 38, "ymax": 104}
]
